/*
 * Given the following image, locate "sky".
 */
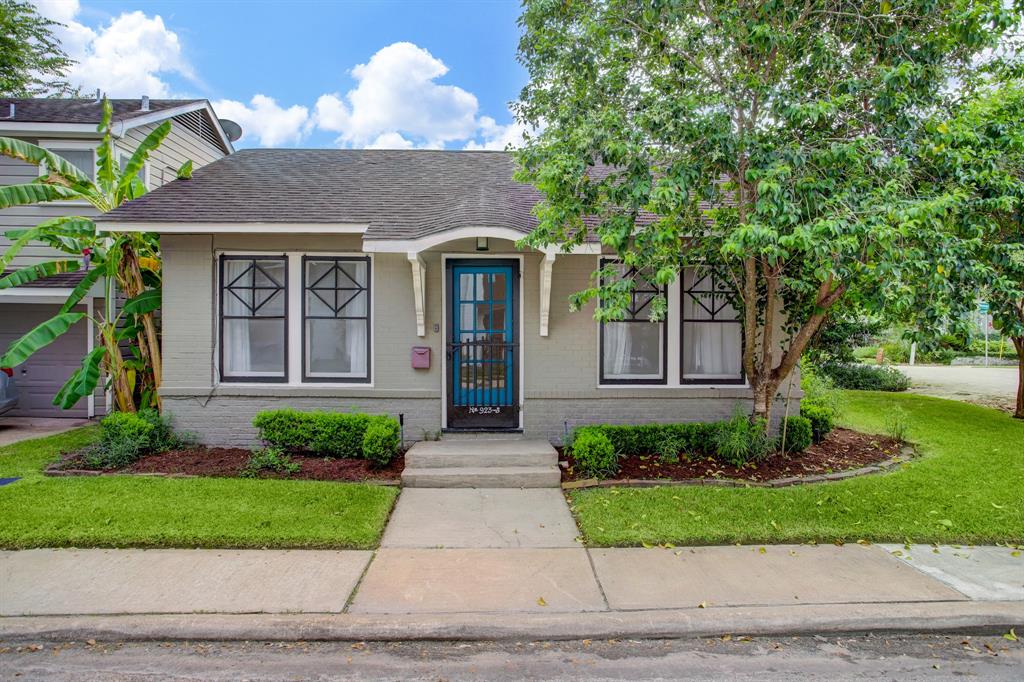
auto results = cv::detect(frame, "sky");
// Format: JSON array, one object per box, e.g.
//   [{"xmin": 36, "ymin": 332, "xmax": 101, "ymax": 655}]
[{"xmin": 31, "ymin": 0, "xmax": 530, "ymax": 149}]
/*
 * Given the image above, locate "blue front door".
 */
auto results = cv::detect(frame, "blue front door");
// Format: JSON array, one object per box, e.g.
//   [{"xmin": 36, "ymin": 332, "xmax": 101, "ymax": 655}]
[{"xmin": 446, "ymin": 260, "xmax": 519, "ymax": 429}]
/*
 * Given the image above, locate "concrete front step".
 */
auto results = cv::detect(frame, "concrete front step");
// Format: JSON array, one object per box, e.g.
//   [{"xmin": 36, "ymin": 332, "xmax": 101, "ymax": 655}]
[
  {"xmin": 405, "ymin": 439, "xmax": 557, "ymax": 469},
  {"xmin": 401, "ymin": 466, "xmax": 562, "ymax": 488},
  {"xmin": 402, "ymin": 439, "xmax": 561, "ymax": 488}
]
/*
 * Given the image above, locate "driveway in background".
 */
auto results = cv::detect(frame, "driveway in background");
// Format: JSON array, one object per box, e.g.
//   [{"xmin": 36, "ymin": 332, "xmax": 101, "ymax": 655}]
[
  {"xmin": 895, "ymin": 364, "xmax": 1018, "ymax": 413},
  {"xmin": 0, "ymin": 417, "xmax": 92, "ymax": 447}
]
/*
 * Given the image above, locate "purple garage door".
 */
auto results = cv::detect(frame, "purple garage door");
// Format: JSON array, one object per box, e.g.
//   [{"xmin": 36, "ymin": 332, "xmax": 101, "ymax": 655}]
[{"xmin": 0, "ymin": 303, "xmax": 89, "ymax": 418}]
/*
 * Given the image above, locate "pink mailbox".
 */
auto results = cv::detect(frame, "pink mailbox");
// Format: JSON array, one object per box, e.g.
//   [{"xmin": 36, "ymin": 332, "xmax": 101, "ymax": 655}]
[{"xmin": 411, "ymin": 346, "xmax": 431, "ymax": 369}]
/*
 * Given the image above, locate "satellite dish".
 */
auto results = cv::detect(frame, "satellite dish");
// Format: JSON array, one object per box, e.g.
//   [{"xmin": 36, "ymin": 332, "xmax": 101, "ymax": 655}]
[{"xmin": 219, "ymin": 118, "xmax": 243, "ymax": 142}]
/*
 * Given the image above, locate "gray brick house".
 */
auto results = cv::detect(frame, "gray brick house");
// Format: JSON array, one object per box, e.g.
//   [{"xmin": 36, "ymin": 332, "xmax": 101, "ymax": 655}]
[
  {"xmin": 97, "ymin": 149, "xmax": 792, "ymax": 446},
  {"xmin": 1, "ymin": 97, "xmax": 235, "ymax": 418}
]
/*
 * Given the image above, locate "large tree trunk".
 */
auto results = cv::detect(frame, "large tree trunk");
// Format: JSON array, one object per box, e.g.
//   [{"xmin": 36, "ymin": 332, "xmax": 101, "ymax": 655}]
[{"xmin": 1014, "ymin": 336, "xmax": 1023, "ymax": 420}]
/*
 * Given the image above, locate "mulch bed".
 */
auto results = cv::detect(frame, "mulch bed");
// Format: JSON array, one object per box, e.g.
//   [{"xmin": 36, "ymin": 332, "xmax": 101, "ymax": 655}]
[
  {"xmin": 560, "ymin": 428, "xmax": 904, "ymax": 484},
  {"xmin": 54, "ymin": 447, "xmax": 404, "ymax": 483}
]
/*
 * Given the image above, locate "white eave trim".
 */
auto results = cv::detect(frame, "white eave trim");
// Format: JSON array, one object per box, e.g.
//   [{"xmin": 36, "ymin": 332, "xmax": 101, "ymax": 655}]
[
  {"xmin": 116, "ymin": 101, "xmax": 235, "ymax": 154},
  {"xmin": 0, "ymin": 122, "xmax": 102, "ymax": 137},
  {"xmin": 0, "ymin": 101, "xmax": 235, "ymax": 153},
  {"xmin": 363, "ymin": 226, "xmax": 603, "ymax": 254},
  {"xmin": 94, "ymin": 221, "xmax": 369, "ymax": 234}
]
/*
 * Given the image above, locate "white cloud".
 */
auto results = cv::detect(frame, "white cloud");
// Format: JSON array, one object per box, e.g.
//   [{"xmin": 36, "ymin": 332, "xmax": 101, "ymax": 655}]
[
  {"xmin": 464, "ymin": 115, "xmax": 530, "ymax": 151},
  {"xmin": 313, "ymin": 42, "xmax": 480, "ymax": 148},
  {"xmin": 32, "ymin": 0, "xmax": 194, "ymax": 98},
  {"xmin": 211, "ymin": 95, "xmax": 310, "ymax": 147},
  {"xmin": 366, "ymin": 132, "xmax": 415, "ymax": 150}
]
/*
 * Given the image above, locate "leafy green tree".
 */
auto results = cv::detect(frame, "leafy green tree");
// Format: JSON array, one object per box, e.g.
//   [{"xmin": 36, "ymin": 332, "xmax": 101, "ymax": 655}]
[
  {"xmin": 514, "ymin": 0, "xmax": 1018, "ymax": 422},
  {"xmin": 0, "ymin": 0, "xmax": 77, "ymax": 97},
  {"xmin": 0, "ymin": 100, "xmax": 188, "ymax": 412},
  {"xmin": 910, "ymin": 80, "xmax": 1024, "ymax": 418}
]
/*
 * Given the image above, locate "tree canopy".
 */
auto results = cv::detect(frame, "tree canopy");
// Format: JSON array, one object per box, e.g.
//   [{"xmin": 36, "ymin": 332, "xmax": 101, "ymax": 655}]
[
  {"xmin": 514, "ymin": 0, "xmax": 1020, "ymax": 420},
  {"xmin": 0, "ymin": 0, "xmax": 77, "ymax": 97}
]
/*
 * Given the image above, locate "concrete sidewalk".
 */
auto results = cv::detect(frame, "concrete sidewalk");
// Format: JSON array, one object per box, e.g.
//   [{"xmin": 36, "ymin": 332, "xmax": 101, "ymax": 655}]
[{"xmin": 1, "ymin": 487, "xmax": 1021, "ymax": 640}]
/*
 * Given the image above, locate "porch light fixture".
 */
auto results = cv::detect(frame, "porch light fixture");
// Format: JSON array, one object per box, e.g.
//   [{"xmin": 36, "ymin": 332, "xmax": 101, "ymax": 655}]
[{"xmin": 476, "ymin": 237, "xmax": 489, "ymax": 251}]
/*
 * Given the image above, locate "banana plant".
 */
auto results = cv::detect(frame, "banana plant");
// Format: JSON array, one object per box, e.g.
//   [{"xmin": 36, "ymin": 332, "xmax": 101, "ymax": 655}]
[{"xmin": 0, "ymin": 98, "xmax": 189, "ymax": 412}]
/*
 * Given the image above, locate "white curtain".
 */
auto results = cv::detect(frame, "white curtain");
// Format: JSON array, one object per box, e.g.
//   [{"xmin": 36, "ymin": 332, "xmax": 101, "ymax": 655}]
[
  {"xmin": 306, "ymin": 260, "xmax": 368, "ymax": 377},
  {"xmin": 604, "ymin": 322, "xmax": 632, "ymax": 376},
  {"xmin": 222, "ymin": 260, "xmax": 252, "ymax": 376},
  {"xmin": 682, "ymin": 268, "xmax": 743, "ymax": 380}
]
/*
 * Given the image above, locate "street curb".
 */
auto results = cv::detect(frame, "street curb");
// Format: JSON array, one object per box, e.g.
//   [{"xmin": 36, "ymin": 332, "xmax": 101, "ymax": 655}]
[{"xmin": 1, "ymin": 601, "xmax": 1021, "ymax": 643}]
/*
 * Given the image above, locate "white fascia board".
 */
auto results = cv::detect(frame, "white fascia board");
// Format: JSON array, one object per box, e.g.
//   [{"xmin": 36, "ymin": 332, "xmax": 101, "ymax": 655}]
[
  {"xmin": 117, "ymin": 101, "xmax": 235, "ymax": 154},
  {"xmin": 94, "ymin": 221, "xmax": 368, "ymax": 234},
  {"xmin": 363, "ymin": 226, "xmax": 603, "ymax": 254},
  {"xmin": 0, "ymin": 122, "xmax": 103, "ymax": 138}
]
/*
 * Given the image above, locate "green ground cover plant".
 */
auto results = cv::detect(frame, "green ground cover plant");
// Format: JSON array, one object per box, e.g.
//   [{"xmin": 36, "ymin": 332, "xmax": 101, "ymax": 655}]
[{"xmin": 568, "ymin": 393, "xmax": 1024, "ymax": 546}]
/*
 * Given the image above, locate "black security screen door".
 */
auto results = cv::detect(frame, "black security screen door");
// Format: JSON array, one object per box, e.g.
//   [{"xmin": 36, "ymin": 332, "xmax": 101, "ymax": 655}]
[{"xmin": 446, "ymin": 259, "xmax": 519, "ymax": 430}]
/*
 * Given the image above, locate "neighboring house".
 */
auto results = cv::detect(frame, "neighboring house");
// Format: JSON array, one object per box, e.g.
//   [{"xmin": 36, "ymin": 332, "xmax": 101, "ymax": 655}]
[
  {"xmin": 0, "ymin": 97, "xmax": 236, "ymax": 418},
  {"xmin": 96, "ymin": 149, "xmax": 796, "ymax": 446}
]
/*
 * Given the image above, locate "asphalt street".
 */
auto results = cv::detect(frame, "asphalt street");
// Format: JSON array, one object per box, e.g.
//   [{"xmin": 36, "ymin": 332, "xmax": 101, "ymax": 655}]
[{"xmin": 1, "ymin": 634, "xmax": 1021, "ymax": 681}]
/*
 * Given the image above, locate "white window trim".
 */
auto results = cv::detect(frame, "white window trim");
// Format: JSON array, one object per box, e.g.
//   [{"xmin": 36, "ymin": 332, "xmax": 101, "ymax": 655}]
[
  {"xmin": 595, "ymin": 256, "xmax": 749, "ymax": 389},
  {"xmin": 214, "ymin": 250, "xmax": 375, "ymax": 388},
  {"xmin": 37, "ymin": 139, "xmax": 97, "ymax": 206},
  {"xmin": 116, "ymin": 149, "xmax": 150, "ymax": 190}
]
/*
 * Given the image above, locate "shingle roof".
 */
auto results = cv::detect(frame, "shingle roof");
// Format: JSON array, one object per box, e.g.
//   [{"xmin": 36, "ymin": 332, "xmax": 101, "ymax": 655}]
[
  {"xmin": 0, "ymin": 98, "xmax": 205, "ymax": 124},
  {"xmin": 100, "ymin": 149, "xmax": 548, "ymax": 241}
]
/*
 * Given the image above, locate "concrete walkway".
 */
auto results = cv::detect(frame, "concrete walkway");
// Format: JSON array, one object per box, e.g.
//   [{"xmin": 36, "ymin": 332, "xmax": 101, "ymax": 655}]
[
  {"xmin": 2, "ymin": 488, "xmax": 1021, "ymax": 618},
  {"xmin": 1, "ymin": 487, "xmax": 1022, "ymax": 640},
  {"xmin": 896, "ymin": 364, "xmax": 1019, "ymax": 413},
  {"xmin": 0, "ymin": 417, "xmax": 91, "ymax": 447}
]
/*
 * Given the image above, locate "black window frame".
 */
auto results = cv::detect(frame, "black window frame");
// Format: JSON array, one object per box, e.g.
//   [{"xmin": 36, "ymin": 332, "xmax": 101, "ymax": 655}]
[
  {"xmin": 301, "ymin": 255, "xmax": 372, "ymax": 383},
  {"xmin": 598, "ymin": 258, "xmax": 668, "ymax": 385},
  {"xmin": 218, "ymin": 254, "xmax": 289, "ymax": 383},
  {"xmin": 679, "ymin": 266, "xmax": 745, "ymax": 385}
]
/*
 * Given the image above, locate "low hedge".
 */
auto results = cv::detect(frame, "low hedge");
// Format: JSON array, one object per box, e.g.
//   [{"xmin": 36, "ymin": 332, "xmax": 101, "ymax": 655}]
[
  {"xmin": 818, "ymin": 362, "xmax": 911, "ymax": 392},
  {"xmin": 253, "ymin": 409, "xmax": 400, "ymax": 464},
  {"xmin": 569, "ymin": 411, "xmax": 815, "ymax": 475}
]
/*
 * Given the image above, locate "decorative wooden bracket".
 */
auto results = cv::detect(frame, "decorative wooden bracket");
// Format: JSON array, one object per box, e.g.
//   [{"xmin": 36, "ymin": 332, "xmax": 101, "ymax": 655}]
[
  {"xmin": 408, "ymin": 252, "xmax": 426, "ymax": 337},
  {"xmin": 539, "ymin": 251, "xmax": 556, "ymax": 337}
]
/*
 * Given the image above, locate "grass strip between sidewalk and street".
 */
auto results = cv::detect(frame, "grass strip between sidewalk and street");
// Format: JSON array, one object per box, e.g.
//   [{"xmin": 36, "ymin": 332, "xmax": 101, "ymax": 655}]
[
  {"xmin": 0, "ymin": 426, "xmax": 398, "ymax": 550},
  {"xmin": 568, "ymin": 392, "xmax": 1024, "ymax": 547}
]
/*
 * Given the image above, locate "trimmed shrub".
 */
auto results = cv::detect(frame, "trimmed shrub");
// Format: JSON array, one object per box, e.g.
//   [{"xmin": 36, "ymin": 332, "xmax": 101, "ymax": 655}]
[
  {"xmin": 571, "ymin": 429, "xmax": 618, "ymax": 478},
  {"xmin": 252, "ymin": 409, "xmax": 313, "ymax": 452},
  {"xmin": 241, "ymin": 446, "xmax": 300, "ymax": 478},
  {"xmin": 309, "ymin": 412, "xmax": 371, "ymax": 458},
  {"xmin": 780, "ymin": 415, "xmax": 813, "ymax": 453},
  {"xmin": 712, "ymin": 411, "xmax": 774, "ymax": 467},
  {"xmin": 818, "ymin": 362, "xmax": 910, "ymax": 392},
  {"xmin": 253, "ymin": 409, "xmax": 400, "ymax": 460},
  {"xmin": 84, "ymin": 411, "xmax": 155, "ymax": 469},
  {"xmin": 362, "ymin": 416, "xmax": 401, "ymax": 467},
  {"xmin": 800, "ymin": 403, "xmax": 834, "ymax": 443}
]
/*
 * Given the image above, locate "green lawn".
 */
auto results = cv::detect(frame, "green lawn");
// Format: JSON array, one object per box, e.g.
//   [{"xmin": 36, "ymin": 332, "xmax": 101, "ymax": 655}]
[
  {"xmin": 568, "ymin": 392, "xmax": 1024, "ymax": 547},
  {"xmin": 0, "ymin": 426, "xmax": 398, "ymax": 549}
]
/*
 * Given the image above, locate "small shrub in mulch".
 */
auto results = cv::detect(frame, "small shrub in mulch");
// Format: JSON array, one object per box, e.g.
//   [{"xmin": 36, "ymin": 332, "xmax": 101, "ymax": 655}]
[
  {"xmin": 560, "ymin": 428, "xmax": 904, "ymax": 484},
  {"xmin": 54, "ymin": 446, "xmax": 405, "ymax": 482}
]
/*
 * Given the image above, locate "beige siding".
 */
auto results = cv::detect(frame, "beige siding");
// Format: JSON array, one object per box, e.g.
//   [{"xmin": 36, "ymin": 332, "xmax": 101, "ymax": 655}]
[
  {"xmin": 2, "ymin": 119, "xmax": 227, "ymax": 269},
  {"xmin": 114, "ymin": 119, "xmax": 224, "ymax": 189},
  {"xmin": 0, "ymin": 140, "xmax": 98, "ymax": 266}
]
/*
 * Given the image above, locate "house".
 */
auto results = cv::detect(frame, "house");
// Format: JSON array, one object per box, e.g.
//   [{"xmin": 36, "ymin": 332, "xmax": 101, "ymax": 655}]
[
  {"xmin": 0, "ymin": 97, "xmax": 237, "ymax": 418},
  {"xmin": 96, "ymin": 149, "xmax": 792, "ymax": 446}
]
